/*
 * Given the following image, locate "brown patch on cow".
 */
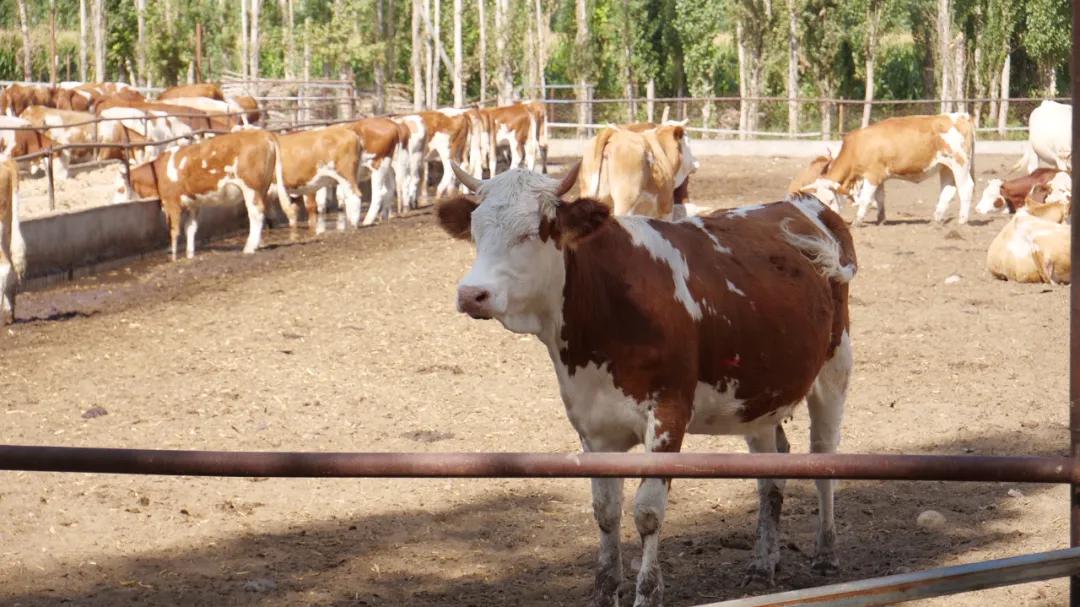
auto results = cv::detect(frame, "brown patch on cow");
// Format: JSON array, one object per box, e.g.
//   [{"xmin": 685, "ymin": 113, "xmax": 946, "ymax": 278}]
[
  {"xmin": 1000, "ymin": 168, "xmax": 1061, "ymax": 213},
  {"xmin": 158, "ymin": 83, "xmax": 225, "ymax": 102},
  {"xmin": 344, "ymin": 117, "xmax": 400, "ymax": 160},
  {"xmin": 436, "ymin": 197, "xmax": 478, "ymax": 240},
  {"xmin": 554, "ymin": 198, "xmax": 611, "ymax": 247},
  {"xmin": 788, "ymin": 155, "xmax": 832, "ymax": 194}
]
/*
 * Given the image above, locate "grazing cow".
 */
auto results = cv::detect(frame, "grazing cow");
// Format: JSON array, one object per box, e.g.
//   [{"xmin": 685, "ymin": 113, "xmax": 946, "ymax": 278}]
[
  {"xmin": 1014, "ymin": 100, "xmax": 1071, "ymax": 174},
  {"xmin": 413, "ymin": 110, "xmax": 469, "ymax": 198},
  {"xmin": 788, "ymin": 151, "xmax": 835, "ymax": 195},
  {"xmin": 976, "ymin": 168, "xmax": 1071, "ymax": 214},
  {"xmin": 157, "ymin": 83, "xmax": 226, "ymax": 102},
  {"xmin": 0, "ymin": 116, "xmax": 62, "ymax": 176},
  {"xmin": 621, "ymin": 120, "xmax": 699, "ymax": 205},
  {"xmin": 482, "ymin": 103, "xmax": 541, "ymax": 175},
  {"xmin": 390, "ymin": 114, "xmax": 427, "ymax": 210},
  {"xmin": 114, "ymin": 130, "xmax": 288, "ymax": 259},
  {"xmin": 1, "ymin": 84, "xmax": 53, "ymax": 117},
  {"xmin": 987, "ymin": 201, "xmax": 1071, "ymax": 284},
  {"xmin": 276, "ymin": 126, "xmax": 364, "ymax": 230},
  {"xmin": 439, "ymin": 162, "xmax": 855, "ymax": 605},
  {"xmin": 156, "ymin": 97, "xmax": 247, "ymax": 128},
  {"xmin": 0, "ymin": 158, "xmax": 27, "ymax": 324},
  {"xmin": 800, "ymin": 113, "xmax": 976, "ymax": 225},
  {"xmin": 343, "ymin": 117, "xmax": 400, "ymax": 225},
  {"xmin": 578, "ymin": 124, "xmax": 699, "ymax": 219},
  {"xmin": 230, "ymin": 96, "xmax": 262, "ymax": 126},
  {"xmin": 19, "ymin": 106, "xmax": 105, "ymax": 172}
]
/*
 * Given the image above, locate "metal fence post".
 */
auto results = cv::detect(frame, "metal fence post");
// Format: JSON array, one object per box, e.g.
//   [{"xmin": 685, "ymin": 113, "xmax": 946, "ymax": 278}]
[{"xmin": 45, "ymin": 148, "xmax": 55, "ymax": 212}]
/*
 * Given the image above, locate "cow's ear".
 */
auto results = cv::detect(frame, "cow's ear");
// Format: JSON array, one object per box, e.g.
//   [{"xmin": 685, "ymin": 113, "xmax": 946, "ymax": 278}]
[
  {"xmin": 436, "ymin": 196, "xmax": 478, "ymax": 241},
  {"xmin": 555, "ymin": 198, "xmax": 611, "ymax": 246},
  {"xmin": 1028, "ymin": 184, "xmax": 1051, "ymax": 205},
  {"xmin": 672, "ymin": 125, "xmax": 686, "ymax": 140}
]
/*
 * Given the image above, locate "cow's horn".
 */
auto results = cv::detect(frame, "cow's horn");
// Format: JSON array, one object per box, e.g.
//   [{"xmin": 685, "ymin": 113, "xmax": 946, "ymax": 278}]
[
  {"xmin": 450, "ymin": 161, "xmax": 483, "ymax": 192},
  {"xmin": 554, "ymin": 161, "xmax": 581, "ymax": 197}
]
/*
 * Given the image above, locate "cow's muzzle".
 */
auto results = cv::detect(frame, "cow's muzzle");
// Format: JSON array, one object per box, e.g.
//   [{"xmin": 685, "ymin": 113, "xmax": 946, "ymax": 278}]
[{"xmin": 457, "ymin": 286, "xmax": 494, "ymax": 320}]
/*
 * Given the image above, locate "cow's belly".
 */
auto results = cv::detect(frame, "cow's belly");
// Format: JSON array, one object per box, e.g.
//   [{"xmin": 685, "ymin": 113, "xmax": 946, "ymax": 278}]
[
  {"xmin": 687, "ymin": 381, "xmax": 796, "ymax": 436},
  {"xmin": 183, "ymin": 181, "xmax": 246, "ymax": 209},
  {"xmin": 292, "ymin": 166, "xmax": 343, "ymax": 194}
]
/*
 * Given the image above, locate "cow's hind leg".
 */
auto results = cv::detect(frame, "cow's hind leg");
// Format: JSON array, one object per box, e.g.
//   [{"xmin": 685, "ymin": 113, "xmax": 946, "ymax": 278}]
[
  {"xmin": 164, "ymin": 203, "xmax": 183, "ymax": 261},
  {"xmin": 242, "ymin": 189, "xmax": 267, "ymax": 254},
  {"xmin": 807, "ymin": 330, "xmax": 852, "ymax": 574},
  {"xmin": 953, "ymin": 164, "xmax": 975, "ymax": 225},
  {"xmin": 933, "ymin": 169, "xmax": 958, "ymax": 224},
  {"xmin": 852, "ymin": 180, "xmax": 879, "ymax": 226},
  {"xmin": 744, "ymin": 425, "xmax": 788, "ymax": 587},
  {"xmin": 0, "ymin": 216, "xmax": 13, "ymax": 325},
  {"xmin": 184, "ymin": 208, "xmax": 200, "ymax": 259}
]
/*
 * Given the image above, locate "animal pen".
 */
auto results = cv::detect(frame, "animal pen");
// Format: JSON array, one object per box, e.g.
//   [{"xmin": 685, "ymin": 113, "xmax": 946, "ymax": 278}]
[{"xmin": 4, "ymin": 21, "xmax": 1080, "ymax": 607}]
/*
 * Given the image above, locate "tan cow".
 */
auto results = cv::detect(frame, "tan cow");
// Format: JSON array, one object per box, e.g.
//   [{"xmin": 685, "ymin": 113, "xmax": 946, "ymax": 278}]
[
  {"xmin": 19, "ymin": 106, "xmax": 103, "ymax": 174},
  {"xmin": 0, "ymin": 158, "xmax": 27, "ymax": 324},
  {"xmin": 788, "ymin": 151, "xmax": 835, "ymax": 194},
  {"xmin": 800, "ymin": 113, "xmax": 976, "ymax": 225},
  {"xmin": 157, "ymin": 97, "xmax": 247, "ymax": 128},
  {"xmin": 343, "ymin": 117, "xmax": 400, "ymax": 225},
  {"xmin": 230, "ymin": 96, "xmax": 262, "ymax": 125},
  {"xmin": 389, "ymin": 114, "xmax": 427, "ymax": 210},
  {"xmin": 987, "ymin": 201, "xmax": 1071, "ymax": 284},
  {"xmin": 481, "ymin": 103, "xmax": 541, "ymax": 175},
  {"xmin": 0, "ymin": 116, "xmax": 62, "ymax": 176},
  {"xmin": 157, "ymin": 83, "xmax": 226, "ymax": 102},
  {"xmin": 115, "ymin": 130, "xmax": 288, "ymax": 259},
  {"xmin": 276, "ymin": 126, "xmax": 364, "ymax": 231},
  {"xmin": 577, "ymin": 123, "xmax": 699, "ymax": 219},
  {"xmin": 1, "ymin": 84, "xmax": 53, "ymax": 117}
]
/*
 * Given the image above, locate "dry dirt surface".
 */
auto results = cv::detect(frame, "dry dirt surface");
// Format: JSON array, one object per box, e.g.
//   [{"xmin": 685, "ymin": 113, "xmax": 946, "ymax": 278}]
[
  {"xmin": 0, "ymin": 154, "xmax": 1069, "ymax": 606},
  {"xmin": 18, "ymin": 162, "xmax": 125, "ymax": 219}
]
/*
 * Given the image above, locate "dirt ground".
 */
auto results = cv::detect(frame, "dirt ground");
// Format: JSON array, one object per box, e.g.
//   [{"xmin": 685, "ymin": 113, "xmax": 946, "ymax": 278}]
[
  {"xmin": 0, "ymin": 154, "xmax": 1069, "ymax": 606},
  {"xmin": 17, "ymin": 162, "xmax": 125, "ymax": 219}
]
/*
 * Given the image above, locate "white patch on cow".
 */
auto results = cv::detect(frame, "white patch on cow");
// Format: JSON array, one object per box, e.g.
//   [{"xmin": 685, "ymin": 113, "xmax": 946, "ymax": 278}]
[
  {"xmin": 941, "ymin": 126, "xmax": 965, "ymax": 159},
  {"xmin": 617, "ymin": 215, "xmax": 702, "ymax": 320},
  {"xmin": 166, "ymin": 153, "xmax": 180, "ymax": 182},
  {"xmin": 178, "ymin": 156, "xmax": 188, "ymax": 171},
  {"xmin": 1046, "ymin": 172, "xmax": 1072, "ymax": 204},
  {"xmin": 200, "ymin": 159, "xmax": 208, "ymax": 169},
  {"xmin": 786, "ymin": 195, "xmax": 836, "ymax": 242},
  {"xmin": 554, "ymin": 360, "xmax": 650, "ymax": 450},
  {"xmin": 728, "ymin": 203, "xmax": 767, "ymax": 218},
  {"xmin": 687, "ymin": 378, "xmax": 793, "ymax": 436},
  {"xmin": 976, "ymin": 179, "xmax": 1005, "ymax": 215},
  {"xmin": 682, "ymin": 216, "xmax": 732, "ymax": 254},
  {"xmin": 726, "ymin": 279, "xmax": 746, "ymax": 297}
]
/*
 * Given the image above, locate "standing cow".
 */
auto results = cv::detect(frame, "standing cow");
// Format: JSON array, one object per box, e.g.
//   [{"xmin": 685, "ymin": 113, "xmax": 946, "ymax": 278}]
[
  {"xmin": 1014, "ymin": 100, "xmax": 1071, "ymax": 174},
  {"xmin": 439, "ymin": 162, "xmax": 855, "ymax": 606},
  {"xmin": 0, "ymin": 158, "xmax": 26, "ymax": 324}
]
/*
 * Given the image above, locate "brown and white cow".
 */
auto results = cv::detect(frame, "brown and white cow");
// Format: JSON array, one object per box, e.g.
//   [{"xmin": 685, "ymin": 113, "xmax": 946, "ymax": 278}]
[
  {"xmin": 230, "ymin": 95, "xmax": 262, "ymax": 126},
  {"xmin": 800, "ymin": 113, "xmax": 976, "ymax": 225},
  {"xmin": 415, "ymin": 110, "xmax": 470, "ymax": 198},
  {"xmin": 0, "ymin": 116, "xmax": 62, "ymax": 176},
  {"xmin": 987, "ymin": 201, "xmax": 1071, "ymax": 284},
  {"xmin": 157, "ymin": 83, "xmax": 226, "ymax": 102},
  {"xmin": 19, "ymin": 106, "xmax": 104, "ymax": 174},
  {"xmin": 976, "ymin": 168, "xmax": 1071, "ymax": 215},
  {"xmin": 788, "ymin": 151, "xmax": 835, "ymax": 195},
  {"xmin": 578, "ymin": 123, "xmax": 699, "ymax": 219},
  {"xmin": 390, "ymin": 114, "xmax": 427, "ymax": 210},
  {"xmin": 1, "ymin": 84, "xmax": 53, "ymax": 117},
  {"xmin": 157, "ymin": 97, "xmax": 248, "ymax": 128},
  {"xmin": 343, "ymin": 116, "xmax": 401, "ymax": 226},
  {"xmin": 481, "ymin": 103, "xmax": 541, "ymax": 175},
  {"xmin": 276, "ymin": 126, "xmax": 364, "ymax": 231},
  {"xmin": 439, "ymin": 162, "xmax": 855, "ymax": 605},
  {"xmin": 0, "ymin": 158, "xmax": 27, "ymax": 324},
  {"xmin": 115, "ymin": 130, "xmax": 288, "ymax": 259}
]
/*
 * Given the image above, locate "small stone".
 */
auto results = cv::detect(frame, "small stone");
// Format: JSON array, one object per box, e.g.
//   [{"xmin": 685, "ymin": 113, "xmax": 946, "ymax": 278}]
[
  {"xmin": 81, "ymin": 406, "xmax": 108, "ymax": 419},
  {"xmin": 944, "ymin": 274, "xmax": 962, "ymax": 285},
  {"xmin": 1008, "ymin": 488, "xmax": 1024, "ymax": 498},
  {"xmin": 916, "ymin": 510, "xmax": 946, "ymax": 529},
  {"xmin": 243, "ymin": 578, "xmax": 277, "ymax": 593}
]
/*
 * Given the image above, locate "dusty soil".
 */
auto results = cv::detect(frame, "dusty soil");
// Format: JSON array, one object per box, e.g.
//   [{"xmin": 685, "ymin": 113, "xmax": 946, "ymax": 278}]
[
  {"xmin": 0, "ymin": 155, "xmax": 1069, "ymax": 606},
  {"xmin": 17, "ymin": 162, "xmax": 125, "ymax": 219}
]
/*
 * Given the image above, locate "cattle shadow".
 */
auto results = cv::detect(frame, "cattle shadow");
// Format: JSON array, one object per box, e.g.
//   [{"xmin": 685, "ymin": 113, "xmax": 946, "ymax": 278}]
[{"xmin": 0, "ymin": 427, "xmax": 1068, "ymax": 607}]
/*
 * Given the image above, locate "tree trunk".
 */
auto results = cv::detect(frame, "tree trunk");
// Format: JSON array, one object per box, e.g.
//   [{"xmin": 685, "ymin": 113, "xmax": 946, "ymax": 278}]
[
  {"xmin": 93, "ymin": 0, "xmax": 106, "ymax": 82},
  {"xmin": 646, "ymin": 78, "xmax": 655, "ymax": 123},
  {"xmin": 972, "ymin": 43, "xmax": 982, "ymax": 128},
  {"xmin": 281, "ymin": 0, "xmax": 295, "ymax": 79},
  {"xmin": 303, "ymin": 19, "xmax": 312, "ymax": 120},
  {"xmin": 432, "ymin": 0, "xmax": 442, "ymax": 106},
  {"xmin": 997, "ymin": 54, "xmax": 1009, "ymax": 136},
  {"xmin": 453, "ymin": 0, "xmax": 463, "ymax": 106},
  {"xmin": 16, "ymin": 0, "xmax": 32, "ymax": 81},
  {"xmin": 621, "ymin": 1, "xmax": 634, "ymax": 121},
  {"xmin": 535, "ymin": 0, "xmax": 546, "ymax": 102},
  {"xmin": 525, "ymin": 1, "xmax": 536, "ymax": 100},
  {"xmin": 239, "ymin": 0, "xmax": 249, "ymax": 81},
  {"xmin": 987, "ymin": 68, "xmax": 1000, "ymax": 129},
  {"xmin": 79, "ymin": 0, "xmax": 88, "ymax": 81},
  {"xmin": 575, "ymin": 0, "xmax": 589, "ymax": 136},
  {"xmin": 412, "ymin": 0, "xmax": 424, "ymax": 109},
  {"xmin": 937, "ymin": 0, "xmax": 951, "ymax": 113},
  {"xmin": 478, "ymin": 0, "xmax": 487, "ymax": 104},
  {"xmin": 423, "ymin": 0, "xmax": 433, "ymax": 107},
  {"xmin": 250, "ymin": 0, "xmax": 261, "ymax": 81},
  {"xmin": 495, "ymin": 0, "xmax": 512, "ymax": 104},
  {"xmin": 1039, "ymin": 59, "xmax": 1057, "ymax": 96},
  {"xmin": 861, "ymin": 2, "xmax": 880, "ymax": 128},
  {"xmin": 952, "ymin": 33, "xmax": 965, "ymax": 113},
  {"xmin": 787, "ymin": 0, "xmax": 798, "ymax": 135},
  {"xmin": 49, "ymin": 0, "xmax": 58, "ymax": 85},
  {"xmin": 821, "ymin": 100, "xmax": 832, "ymax": 140},
  {"xmin": 736, "ymin": 22, "xmax": 745, "ymax": 135},
  {"xmin": 136, "ymin": 0, "xmax": 147, "ymax": 85}
]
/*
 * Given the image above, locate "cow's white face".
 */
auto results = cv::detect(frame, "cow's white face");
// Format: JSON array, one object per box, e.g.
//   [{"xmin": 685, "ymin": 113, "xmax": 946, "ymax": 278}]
[
  {"xmin": 448, "ymin": 170, "xmax": 566, "ymax": 336},
  {"xmin": 801, "ymin": 178, "xmax": 843, "ymax": 212},
  {"xmin": 976, "ymin": 179, "xmax": 1006, "ymax": 215},
  {"xmin": 1046, "ymin": 172, "xmax": 1072, "ymax": 205},
  {"xmin": 674, "ymin": 134, "xmax": 699, "ymax": 188}
]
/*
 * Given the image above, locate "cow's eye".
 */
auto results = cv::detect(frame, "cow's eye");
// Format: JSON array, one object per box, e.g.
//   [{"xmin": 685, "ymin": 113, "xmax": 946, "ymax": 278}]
[{"xmin": 515, "ymin": 233, "xmax": 536, "ymax": 244}]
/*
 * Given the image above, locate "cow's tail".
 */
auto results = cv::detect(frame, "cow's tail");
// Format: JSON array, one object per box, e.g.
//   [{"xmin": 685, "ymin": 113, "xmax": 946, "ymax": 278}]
[
  {"xmin": 11, "ymin": 177, "xmax": 26, "ymax": 282},
  {"xmin": 1011, "ymin": 143, "xmax": 1036, "ymax": 175},
  {"xmin": 779, "ymin": 201, "xmax": 857, "ymax": 284},
  {"xmin": 269, "ymin": 134, "xmax": 293, "ymax": 223},
  {"xmin": 581, "ymin": 127, "xmax": 615, "ymax": 198}
]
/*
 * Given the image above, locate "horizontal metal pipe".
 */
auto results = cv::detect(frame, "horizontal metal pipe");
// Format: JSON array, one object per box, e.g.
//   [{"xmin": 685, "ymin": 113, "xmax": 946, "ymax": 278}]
[
  {"xmin": 0, "ymin": 446, "xmax": 1075, "ymax": 483},
  {"xmin": 696, "ymin": 547, "xmax": 1080, "ymax": 607}
]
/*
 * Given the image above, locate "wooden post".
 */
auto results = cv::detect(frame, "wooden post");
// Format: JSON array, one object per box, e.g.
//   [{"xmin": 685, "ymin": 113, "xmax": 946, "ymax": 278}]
[
  {"xmin": 46, "ymin": 152, "xmax": 56, "ymax": 212},
  {"xmin": 195, "ymin": 22, "xmax": 203, "ymax": 83},
  {"xmin": 837, "ymin": 102, "xmax": 845, "ymax": 137}
]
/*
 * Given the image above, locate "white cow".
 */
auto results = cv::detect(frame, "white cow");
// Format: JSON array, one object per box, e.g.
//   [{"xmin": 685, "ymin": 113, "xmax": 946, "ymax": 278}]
[{"xmin": 1015, "ymin": 100, "xmax": 1071, "ymax": 174}]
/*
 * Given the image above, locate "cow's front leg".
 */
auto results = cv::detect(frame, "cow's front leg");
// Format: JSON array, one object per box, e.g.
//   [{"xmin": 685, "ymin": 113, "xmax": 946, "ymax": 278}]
[
  {"xmin": 632, "ymin": 409, "xmax": 686, "ymax": 607},
  {"xmin": 852, "ymin": 180, "xmax": 879, "ymax": 226},
  {"xmin": 590, "ymin": 476, "xmax": 625, "ymax": 607},
  {"xmin": 744, "ymin": 425, "xmax": 788, "ymax": 587}
]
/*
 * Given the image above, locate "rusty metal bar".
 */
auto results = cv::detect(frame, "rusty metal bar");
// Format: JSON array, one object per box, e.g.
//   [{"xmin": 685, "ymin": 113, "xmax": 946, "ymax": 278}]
[
  {"xmin": 44, "ymin": 150, "xmax": 55, "ymax": 211},
  {"xmin": 0, "ymin": 447, "xmax": 1076, "ymax": 482},
  {"xmin": 1070, "ymin": 4, "xmax": 1080, "ymax": 606},
  {"xmin": 695, "ymin": 547, "xmax": 1080, "ymax": 607}
]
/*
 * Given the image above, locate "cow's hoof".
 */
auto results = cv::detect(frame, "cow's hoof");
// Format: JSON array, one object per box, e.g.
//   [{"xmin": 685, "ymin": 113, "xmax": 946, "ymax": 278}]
[
  {"xmin": 742, "ymin": 563, "xmax": 775, "ymax": 588},
  {"xmin": 811, "ymin": 553, "xmax": 839, "ymax": 575},
  {"xmin": 632, "ymin": 576, "xmax": 663, "ymax": 607}
]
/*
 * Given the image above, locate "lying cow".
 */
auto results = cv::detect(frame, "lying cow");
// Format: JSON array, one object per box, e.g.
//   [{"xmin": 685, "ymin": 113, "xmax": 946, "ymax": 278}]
[
  {"xmin": 440, "ymin": 161, "xmax": 855, "ymax": 604},
  {"xmin": 987, "ymin": 200, "xmax": 1070, "ymax": 284},
  {"xmin": 276, "ymin": 126, "xmax": 364, "ymax": 231},
  {"xmin": 1015, "ymin": 100, "xmax": 1070, "ymax": 174},
  {"xmin": 577, "ymin": 123, "xmax": 698, "ymax": 219},
  {"xmin": 800, "ymin": 113, "xmax": 976, "ymax": 225},
  {"xmin": 976, "ymin": 168, "xmax": 1071, "ymax": 215},
  {"xmin": 0, "ymin": 158, "xmax": 27, "ymax": 324},
  {"xmin": 115, "ymin": 130, "xmax": 288, "ymax": 259}
]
